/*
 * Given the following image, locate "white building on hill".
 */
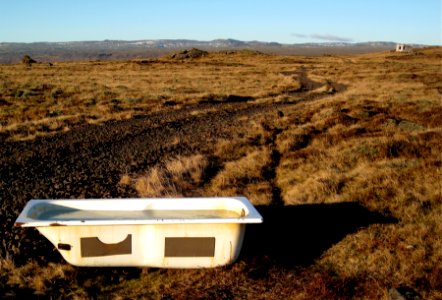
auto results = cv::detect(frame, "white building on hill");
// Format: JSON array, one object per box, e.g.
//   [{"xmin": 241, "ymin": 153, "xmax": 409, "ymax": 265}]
[{"xmin": 396, "ymin": 44, "xmax": 412, "ymax": 52}]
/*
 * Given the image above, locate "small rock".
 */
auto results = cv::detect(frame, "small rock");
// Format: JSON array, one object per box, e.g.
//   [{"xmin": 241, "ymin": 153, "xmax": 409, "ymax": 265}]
[
  {"xmin": 389, "ymin": 286, "xmax": 421, "ymax": 300},
  {"xmin": 389, "ymin": 288, "xmax": 405, "ymax": 300},
  {"xmin": 170, "ymin": 48, "xmax": 208, "ymax": 59},
  {"xmin": 21, "ymin": 54, "xmax": 37, "ymax": 66}
]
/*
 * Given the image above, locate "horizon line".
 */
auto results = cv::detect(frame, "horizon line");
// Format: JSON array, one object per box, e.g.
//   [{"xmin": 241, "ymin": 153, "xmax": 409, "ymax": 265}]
[{"xmin": 0, "ymin": 38, "xmax": 435, "ymax": 46}]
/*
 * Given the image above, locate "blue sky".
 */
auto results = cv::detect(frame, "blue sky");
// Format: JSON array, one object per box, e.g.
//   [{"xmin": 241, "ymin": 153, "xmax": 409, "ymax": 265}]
[{"xmin": 1, "ymin": 0, "xmax": 441, "ymax": 44}]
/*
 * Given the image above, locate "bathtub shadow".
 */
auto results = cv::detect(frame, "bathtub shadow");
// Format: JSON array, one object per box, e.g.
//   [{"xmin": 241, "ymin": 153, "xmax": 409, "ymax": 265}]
[{"xmin": 240, "ymin": 202, "xmax": 396, "ymax": 268}]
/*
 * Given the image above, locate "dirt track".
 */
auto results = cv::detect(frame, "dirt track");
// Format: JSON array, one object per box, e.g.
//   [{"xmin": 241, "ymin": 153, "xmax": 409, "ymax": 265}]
[
  {"xmin": 0, "ymin": 70, "xmax": 345, "ymax": 264},
  {"xmin": 0, "ymin": 101, "xmax": 282, "ymax": 259}
]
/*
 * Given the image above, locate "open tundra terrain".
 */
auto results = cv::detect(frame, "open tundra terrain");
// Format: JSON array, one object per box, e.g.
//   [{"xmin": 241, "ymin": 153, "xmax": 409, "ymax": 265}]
[
  {"xmin": 0, "ymin": 47, "xmax": 441, "ymax": 299},
  {"xmin": 0, "ymin": 40, "xmax": 408, "ymax": 64}
]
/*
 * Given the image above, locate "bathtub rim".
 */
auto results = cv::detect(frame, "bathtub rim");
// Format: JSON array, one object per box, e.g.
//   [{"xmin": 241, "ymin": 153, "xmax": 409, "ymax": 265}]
[{"xmin": 15, "ymin": 196, "xmax": 263, "ymax": 227}]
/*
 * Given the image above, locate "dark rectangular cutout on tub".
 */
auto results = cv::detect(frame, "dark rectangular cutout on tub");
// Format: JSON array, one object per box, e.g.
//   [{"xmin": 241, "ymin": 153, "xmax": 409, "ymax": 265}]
[
  {"xmin": 165, "ymin": 237, "xmax": 215, "ymax": 257},
  {"xmin": 58, "ymin": 243, "xmax": 72, "ymax": 251},
  {"xmin": 81, "ymin": 234, "xmax": 132, "ymax": 257}
]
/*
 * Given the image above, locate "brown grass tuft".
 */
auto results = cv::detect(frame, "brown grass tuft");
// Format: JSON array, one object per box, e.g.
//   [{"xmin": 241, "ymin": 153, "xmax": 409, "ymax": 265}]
[
  {"xmin": 135, "ymin": 154, "xmax": 209, "ymax": 197},
  {"xmin": 1, "ymin": 258, "xmax": 84, "ymax": 298},
  {"xmin": 210, "ymin": 147, "xmax": 273, "ymax": 205}
]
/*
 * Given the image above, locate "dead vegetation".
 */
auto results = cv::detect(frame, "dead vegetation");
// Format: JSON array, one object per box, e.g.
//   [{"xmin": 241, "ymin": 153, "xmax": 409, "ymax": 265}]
[
  {"xmin": 1, "ymin": 47, "xmax": 441, "ymax": 299},
  {"xmin": 0, "ymin": 50, "xmax": 300, "ymax": 141},
  {"xmin": 134, "ymin": 154, "xmax": 209, "ymax": 197}
]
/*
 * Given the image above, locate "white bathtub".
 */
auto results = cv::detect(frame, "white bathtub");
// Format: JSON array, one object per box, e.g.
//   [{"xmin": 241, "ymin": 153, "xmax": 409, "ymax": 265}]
[{"xmin": 15, "ymin": 197, "xmax": 262, "ymax": 268}]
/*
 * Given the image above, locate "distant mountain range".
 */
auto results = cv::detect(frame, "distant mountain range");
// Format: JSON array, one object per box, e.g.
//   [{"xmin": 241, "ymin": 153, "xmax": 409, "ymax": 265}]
[{"xmin": 0, "ymin": 39, "xmax": 426, "ymax": 63}]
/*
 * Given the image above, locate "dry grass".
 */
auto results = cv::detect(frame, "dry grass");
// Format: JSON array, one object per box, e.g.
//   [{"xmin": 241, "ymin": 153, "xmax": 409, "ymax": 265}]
[
  {"xmin": 210, "ymin": 147, "xmax": 273, "ymax": 205},
  {"xmin": 1, "ymin": 257, "xmax": 85, "ymax": 299},
  {"xmin": 0, "ymin": 52, "xmax": 301, "ymax": 141},
  {"xmin": 134, "ymin": 154, "xmax": 209, "ymax": 197},
  {"xmin": 1, "ymin": 47, "xmax": 442, "ymax": 298},
  {"xmin": 271, "ymin": 47, "xmax": 442, "ymax": 298}
]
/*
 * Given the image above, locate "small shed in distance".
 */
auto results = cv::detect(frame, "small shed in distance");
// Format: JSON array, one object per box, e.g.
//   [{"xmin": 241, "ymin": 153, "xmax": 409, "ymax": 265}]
[{"xmin": 396, "ymin": 44, "xmax": 411, "ymax": 52}]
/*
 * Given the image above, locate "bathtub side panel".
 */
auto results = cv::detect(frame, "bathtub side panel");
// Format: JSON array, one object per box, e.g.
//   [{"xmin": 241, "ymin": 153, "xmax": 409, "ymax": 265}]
[{"xmin": 36, "ymin": 223, "xmax": 246, "ymax": 268}]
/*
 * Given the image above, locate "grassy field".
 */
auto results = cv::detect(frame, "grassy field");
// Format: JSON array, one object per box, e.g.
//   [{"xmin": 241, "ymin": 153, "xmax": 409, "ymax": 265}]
[{"xmin": 1, "ymin": 47, "xmax": 441, "ymax": 299}]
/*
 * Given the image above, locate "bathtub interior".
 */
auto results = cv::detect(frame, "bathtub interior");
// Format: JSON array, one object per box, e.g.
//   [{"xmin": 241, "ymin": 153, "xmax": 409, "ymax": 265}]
[{"xmin": 16, "ymin": 197, "xmax": 263, "ymax": 226}]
